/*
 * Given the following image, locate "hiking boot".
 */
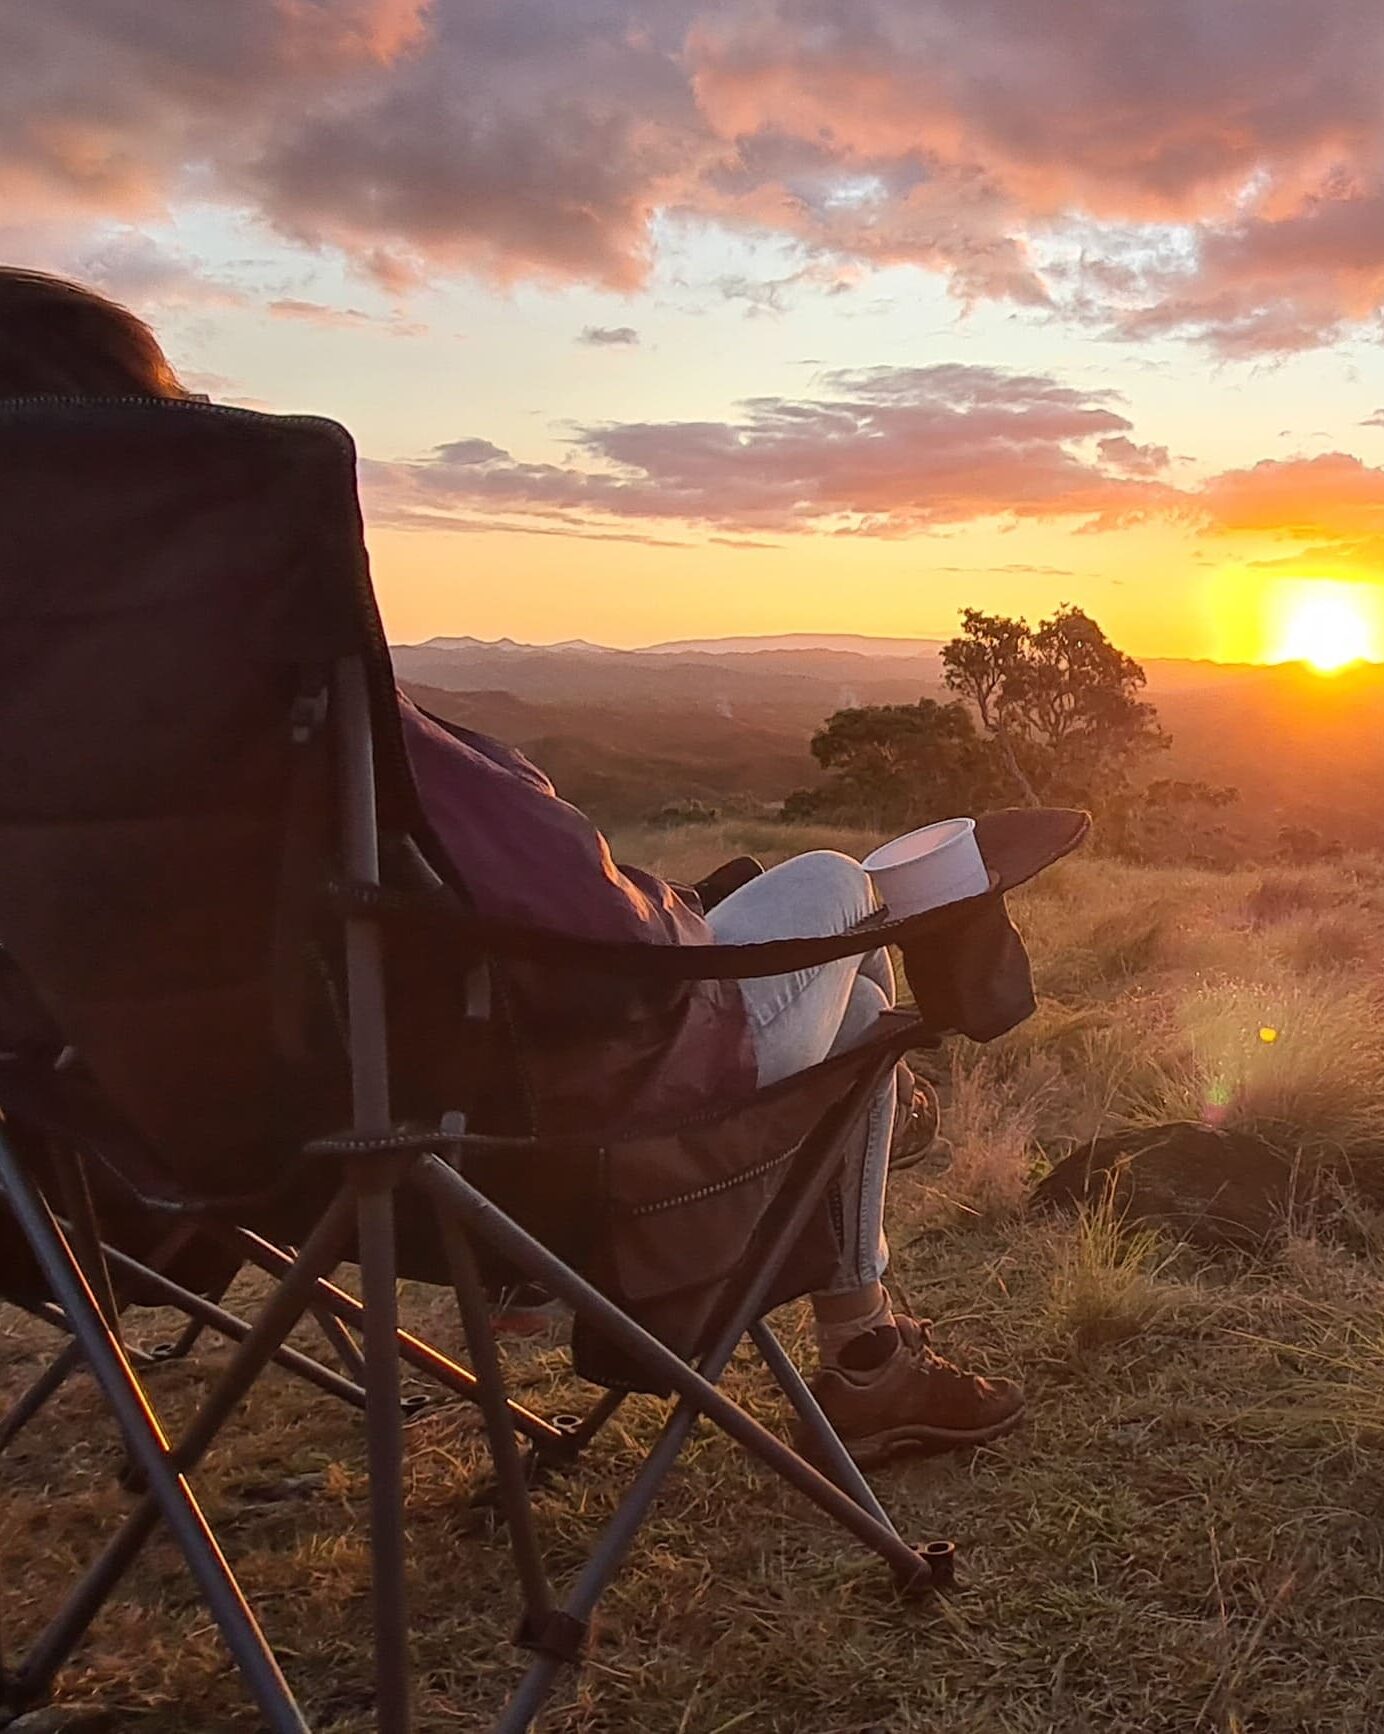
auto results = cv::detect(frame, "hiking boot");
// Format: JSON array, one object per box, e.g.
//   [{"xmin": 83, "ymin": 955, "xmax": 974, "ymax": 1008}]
[
  {"xmin": 889, "ymin": 1063, "xmax": 944, "ymax": 1173},
  {"xmin": 801, "ymin": 1315, "xmax": 1025, "ymax": 1467}
]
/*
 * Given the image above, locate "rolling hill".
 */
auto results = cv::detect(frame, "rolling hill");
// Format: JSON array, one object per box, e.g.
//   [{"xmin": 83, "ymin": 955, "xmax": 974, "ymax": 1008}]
[{"xmin": 394, "ymin": 635, "xmax": 1384, "ymax": 848}]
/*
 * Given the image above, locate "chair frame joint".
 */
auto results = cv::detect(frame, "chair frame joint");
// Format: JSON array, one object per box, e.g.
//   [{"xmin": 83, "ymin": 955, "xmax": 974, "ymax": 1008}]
[{"xmin": 512, "ymin": 1610, "xmax": 589, "ymax": 1668}]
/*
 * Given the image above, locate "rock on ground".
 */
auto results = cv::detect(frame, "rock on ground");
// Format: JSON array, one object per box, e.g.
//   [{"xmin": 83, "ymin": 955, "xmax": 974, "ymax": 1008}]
[{"xmin": 1030, "ymin": 1121, "xmax": 1298, "ymax": 1247}]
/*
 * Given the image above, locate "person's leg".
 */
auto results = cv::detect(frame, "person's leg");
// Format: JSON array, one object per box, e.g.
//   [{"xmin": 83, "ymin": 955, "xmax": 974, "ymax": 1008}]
[
  {"xmin": 810, "ymin": 973, "xmax": 897, "ymax": 1359},
  {"xmin": 806, "ymin": 977, "xmax": 1026, "ymax": 1463},
  {"xmin": 823, "ymin": 976, "xmax": 893, "ymax": 1289},
  {"xmin": 857, "ymin": 942, "xmax": 894, "ymax": 1002},
  {"xmin": 707, "ymin": 850, "xmax": 882, "ymax": 1086},
  {"xmin": 494, "ymin": 854, "xmax": 892, "ymax": 1337},
  {"xmin": 711, "ymin": 853, "xmax": 1026, "ymax": 1464},
  {"xmin": 709, "ymin": 854, "xmax": 898, "ymax": 1353}
]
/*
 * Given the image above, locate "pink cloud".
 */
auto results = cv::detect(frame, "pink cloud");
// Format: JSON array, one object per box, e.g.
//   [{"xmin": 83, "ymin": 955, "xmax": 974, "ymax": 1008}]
[
  {"xmin": 363, "ymin": 358, "xmax": 1384, "ymax": 573},
  {"xmin": 0, "ymin": 1, "xmax": 428, "ymax": 222},
  {"xmin": 268, "ymin": 296, "xmax": 427, "ymax": 336},
  {"xmin": 9, "ymin": 1, "xmax": 1384, "ymax": 348},
  {"xmin": 363, "ymin": 362, "xmax": 1174, "ymax": 537},
  {"xmin": 1098, "ymin": 436, "xmax": 1171, "ymax": 477},
  {"xmin": 1180, "ymin": 450, "xmax": 1384, "ymax": 574},
  {"xmin": 75, "ymin": 233, "xmax": 248, "ymax": 309}
]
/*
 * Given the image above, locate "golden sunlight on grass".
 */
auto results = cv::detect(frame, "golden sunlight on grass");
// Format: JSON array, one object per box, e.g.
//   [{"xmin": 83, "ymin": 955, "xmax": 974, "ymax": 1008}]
[
  {"xmin": 13, "ymin": 829, "xmax": 1384, "ymax": 1730},
  {"xmin": 1268, "ymin": 579, "xmax": 1382, "ymax": 672}
]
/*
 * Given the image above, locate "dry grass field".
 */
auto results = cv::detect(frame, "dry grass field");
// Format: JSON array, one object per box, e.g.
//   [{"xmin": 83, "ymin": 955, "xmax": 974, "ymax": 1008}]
[{"xmin": 7, "ymin": 827, "xmax": 1384, "ymax": 1731}]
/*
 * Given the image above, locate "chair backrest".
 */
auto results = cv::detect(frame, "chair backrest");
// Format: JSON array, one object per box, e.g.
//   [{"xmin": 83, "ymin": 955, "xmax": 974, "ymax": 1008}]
[{"xmin": 0, "ymin": 398, "xmax": 394, "ymax": 1197}]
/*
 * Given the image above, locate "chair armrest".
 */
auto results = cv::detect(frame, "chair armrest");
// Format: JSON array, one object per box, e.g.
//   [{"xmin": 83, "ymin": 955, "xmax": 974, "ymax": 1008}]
[{"xmin": 336, "ymin": 872, "xmax": 1001, "ymax": 983}]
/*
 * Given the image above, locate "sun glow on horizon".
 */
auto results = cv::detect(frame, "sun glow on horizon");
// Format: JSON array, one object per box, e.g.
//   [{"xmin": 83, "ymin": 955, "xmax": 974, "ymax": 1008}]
[{"xmin": 1268, "ymin": 580, "xmax": 1382, "ymax": 673}]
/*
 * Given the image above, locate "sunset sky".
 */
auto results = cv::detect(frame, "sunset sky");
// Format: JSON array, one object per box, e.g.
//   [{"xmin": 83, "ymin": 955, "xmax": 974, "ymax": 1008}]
[{"xmin": 10, "ymin": 2, "xmax": 1384, "ymax": 661}]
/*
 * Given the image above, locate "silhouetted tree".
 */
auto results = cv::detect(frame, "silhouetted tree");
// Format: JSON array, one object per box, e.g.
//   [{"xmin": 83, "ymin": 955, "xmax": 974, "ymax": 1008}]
[
  {"xmin": 941, "ymin": 605, "xmax": 1167, "ymax": 808},
  {"xmin": 782, "ymin": 697, "xmax": 1001, "ymax": 827},
  {"xmin": 1112, "ymin": 777, "xmax": 1241, "ymax": 865},
  {"xmin": 1276, "ymin": 823, "xmax": 1345, "ymax": 864}
]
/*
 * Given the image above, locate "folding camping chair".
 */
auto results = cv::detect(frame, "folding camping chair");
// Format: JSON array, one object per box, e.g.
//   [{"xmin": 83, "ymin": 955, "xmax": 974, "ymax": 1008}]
[{"xmin": 0, "ymin": 397, "xmax": 1031, "ymax": 1733}]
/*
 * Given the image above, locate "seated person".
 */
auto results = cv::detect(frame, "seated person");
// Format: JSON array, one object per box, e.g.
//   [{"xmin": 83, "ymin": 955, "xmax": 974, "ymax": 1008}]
[{"xmin": 0, "ymin": 267, "xmax": 1024, "ymax": 1466}]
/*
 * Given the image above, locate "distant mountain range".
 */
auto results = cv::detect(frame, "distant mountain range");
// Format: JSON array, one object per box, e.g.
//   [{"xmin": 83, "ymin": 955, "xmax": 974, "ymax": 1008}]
[
  {"xmin": 392, "ymin": 634, "xmax": 938, "ymax": 821},
  {"xmin": 393, "ymin": 633, "xmax": 1384, "ymax": 845},
  {"xmin": 390, "ymin": 635, "xmax": 944, "ymax": 718},
  {"xmin": 644, "ymin": 633, "xmax": 946, "ymax": 658},
  {"xmin": 407, "ymin": 632, "xmax": 944, "ymax": 656}
]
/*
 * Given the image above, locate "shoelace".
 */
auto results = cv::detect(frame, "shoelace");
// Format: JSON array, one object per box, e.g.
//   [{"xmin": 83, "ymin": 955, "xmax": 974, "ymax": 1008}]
[{"xmin": 896, "ymin": 1316, "xmax": 975, "ymax": 1383}]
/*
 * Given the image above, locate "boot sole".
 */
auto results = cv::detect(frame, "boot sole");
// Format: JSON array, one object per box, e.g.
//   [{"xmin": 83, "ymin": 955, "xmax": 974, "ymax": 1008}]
[{"xmin": 834, "ymin": 1402, "xmax": 1026, "ymax": 1468}]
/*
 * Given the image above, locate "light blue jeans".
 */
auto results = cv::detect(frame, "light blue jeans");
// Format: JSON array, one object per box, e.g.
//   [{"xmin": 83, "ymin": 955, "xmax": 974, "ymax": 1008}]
[{"xmin": 707, "ymin": 851, "xmax": 894, "ymax": 1293}]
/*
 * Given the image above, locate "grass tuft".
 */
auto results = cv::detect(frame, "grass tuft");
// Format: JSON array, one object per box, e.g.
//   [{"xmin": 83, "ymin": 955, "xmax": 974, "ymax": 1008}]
[
  {"xmin": 1244, "ymin": 869, "xmax": 1336, "ymax": 928},
  {"xmin": 1044, "ymin": 1194, "xmax": 1181, "ymax": 1352}
]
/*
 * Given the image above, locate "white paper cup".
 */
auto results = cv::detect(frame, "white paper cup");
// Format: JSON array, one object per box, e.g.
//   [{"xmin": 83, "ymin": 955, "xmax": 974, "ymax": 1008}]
[{"xmin": 863, "ymin": 817, "xmax": 990, "ymax": 917}]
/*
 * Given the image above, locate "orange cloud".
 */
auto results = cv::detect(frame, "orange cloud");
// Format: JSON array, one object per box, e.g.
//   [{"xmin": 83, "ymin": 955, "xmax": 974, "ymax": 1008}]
[{"xmin": 1198, "ymin": 453, "xmax": 1384, "ymax": 547}]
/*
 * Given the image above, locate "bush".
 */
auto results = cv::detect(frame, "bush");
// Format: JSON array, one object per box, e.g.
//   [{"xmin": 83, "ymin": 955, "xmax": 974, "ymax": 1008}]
[
  {"xmin": 1245, "ymin": 870, "xmax": 1334, "ymax": 928},
  {"xmin": 1277, "ymin": 823, "xmax": 1345, "ymax": 864},
  {"xmin": 646, "ymin": 798, "xmax": 721, "ymax": 828}
]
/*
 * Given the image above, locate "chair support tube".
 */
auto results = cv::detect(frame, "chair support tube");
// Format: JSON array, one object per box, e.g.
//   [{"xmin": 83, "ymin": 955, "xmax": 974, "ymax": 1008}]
[
  {"xmin": 10, "ymin": 1185, "xmax": 354, "ymax": 1709},
  {"xmin": 0, "ymin": 1132, "xmax": 310, "ymax": 1734},
  {"xmin": 413, "ymin": 1133, "xmax": 928, "ymax": 1573},
  {"xmin": 336, "ymin": 654, "xmax": 411, "ymax": 1734},
  {"xmin": 749, "ymin": 1319, "xmax": 896, "ymax": 1534},
  {"xmin": 228, "ymin": 1225, "xmax": 565, "ymax": 1446},
  {"xmin": 437, "ymin": 1215, "xmax": 555, "ymax": 1623},
  {"xmin": 91, "ymin": 1239, "xmax": 367, "ymax": 1410}
]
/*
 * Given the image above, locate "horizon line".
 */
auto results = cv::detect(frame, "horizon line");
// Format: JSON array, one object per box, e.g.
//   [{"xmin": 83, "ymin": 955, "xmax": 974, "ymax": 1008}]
[{"xmin": 390, "ymin": 632, "xmax": 1384, "ymax": 672}]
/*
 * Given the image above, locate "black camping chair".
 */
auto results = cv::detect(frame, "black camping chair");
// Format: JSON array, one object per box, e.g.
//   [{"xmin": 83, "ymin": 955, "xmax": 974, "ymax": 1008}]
[{"xmin": 0, "ymin": 398, "xmax": 1043, "ymax": 1733}]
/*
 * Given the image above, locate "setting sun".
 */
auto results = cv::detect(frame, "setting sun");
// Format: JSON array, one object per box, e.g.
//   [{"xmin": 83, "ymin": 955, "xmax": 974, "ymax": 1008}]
[{"xmin": 1270, "ymin": 581, "xmax": 1381, "ymax": 673}]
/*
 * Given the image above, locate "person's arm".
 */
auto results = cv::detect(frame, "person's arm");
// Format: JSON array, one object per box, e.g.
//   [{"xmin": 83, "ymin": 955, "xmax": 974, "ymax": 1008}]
[
  {"xmin": 400, "ymin": 696, "xmax": 713, "ymax": 944},
  {"xmin": 404, "ymin": 696, "xmax": 557, "ymax": 795}
]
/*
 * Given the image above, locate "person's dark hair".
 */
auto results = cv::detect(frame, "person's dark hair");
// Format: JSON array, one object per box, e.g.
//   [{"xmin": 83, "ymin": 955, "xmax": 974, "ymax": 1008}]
[{"xmin": 0, "ymin": 267, "xmax": 185, "ymax": 398}]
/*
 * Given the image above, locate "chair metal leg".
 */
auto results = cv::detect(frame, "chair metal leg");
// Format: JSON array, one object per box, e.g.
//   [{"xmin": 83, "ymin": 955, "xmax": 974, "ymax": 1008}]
[
  {"xmin": 486, "ymin": 1275, "xmax": 922, "ymax": 1732},
  {"xmin": 91, "ymin": 1239, "xmax": 367, "ymax": 1410},
  {"xmin": 145, "ymin": 1253, "xmax": 236, "ymax": 1362},
  {"xmin": 0, "ymin": 1337, "xmax": 85, "ymax": 1453},
  {"xmin": 749, "ymin": 1319, "xmax": 896, "ymax": 1533},
  {"xmin": 50, "ymin": 1149, "xmax": 121, "ymax": 1339},
  {"xmin": 147, "ymin": 1310, "xmax": 213, "ymax": 1363},
  {"xmin": 10, "ymin": 1296, "xmax": 74, "ymax": 1334},
  {"xmin": 405, "ymin": 1151, "xmax": 929, "ymax": 1574},
  {"xmin": 0, "ymin": 1227, "xmax": 204, "ymax": 1454},
  {"xmin": 437, "ymin": 1215, "xmax": 555, "ymax": 1626},
  {"xmin": 522, "ymin": 1388, "xmax": 625, "ymax": 1479},
  {"xmin": 414, "ymin": 1144, "xmax": 943, "ymax": 1727},
  {"xmin": 229, "ymin": 1226, "xmax": 566, "ymax": 1447},
  {"xmin": 0, "ymin": 1133, "xmax": 311, "ymax": 1734},
  {"xmin": 311, "ymin": 1299, "xmax": 367, "ymax": 1383},
  {"xmin": 411, "ymin": 1056, "xmax": 932, "ymax": 1559},
  {"xmin": 355, "ymin": 1177, "xmax": 412, "ymax": 1734},
  {"xmin": 10, "ymin": 1183, "xmax": 356, "ymax": 1711},
  {"xmin": 492, "ymin": 1387, "xmax": 700, "ymax": 1734}
]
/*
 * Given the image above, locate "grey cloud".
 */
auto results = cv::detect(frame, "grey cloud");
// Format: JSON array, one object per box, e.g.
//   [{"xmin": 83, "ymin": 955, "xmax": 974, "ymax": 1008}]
[{"xmin": 578, "ymin": 325, "xmax": 640, "ymax": 346}]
